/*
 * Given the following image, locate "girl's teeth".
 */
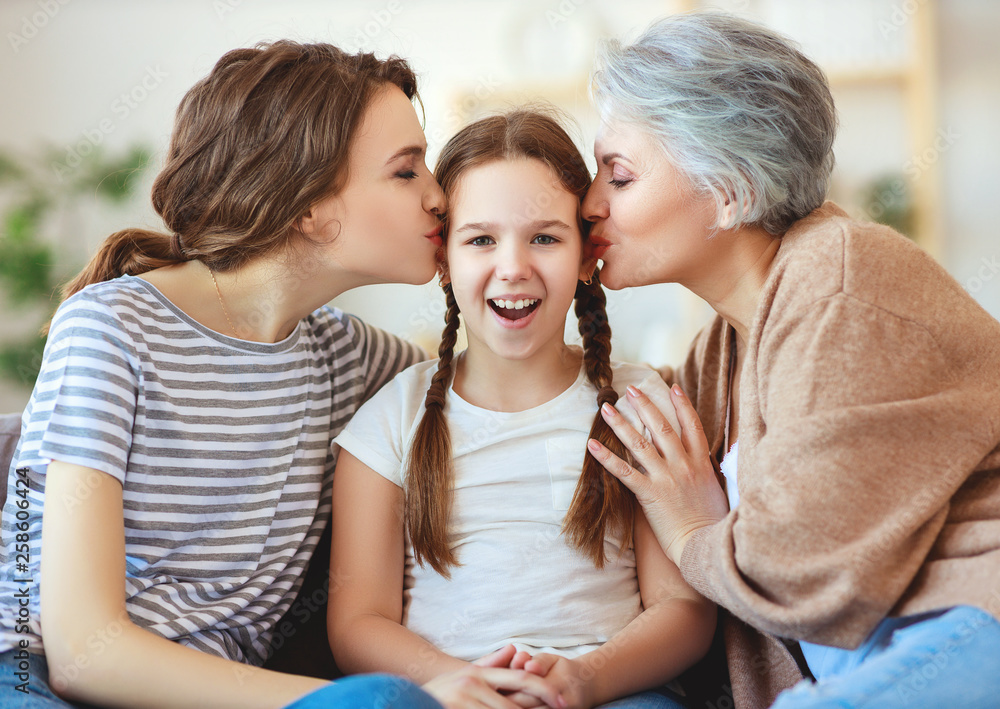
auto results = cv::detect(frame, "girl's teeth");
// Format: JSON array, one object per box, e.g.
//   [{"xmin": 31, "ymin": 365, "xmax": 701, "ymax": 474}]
[{"xmin": 491, "ymin": 298, "xmax": 538, "ymax": 310}]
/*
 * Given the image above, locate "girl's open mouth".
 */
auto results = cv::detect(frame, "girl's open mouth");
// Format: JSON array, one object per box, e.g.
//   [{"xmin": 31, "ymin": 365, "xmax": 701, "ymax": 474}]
[{"xmin": 488, "ymin": 298, "xmax": 540, "ymax": 322}]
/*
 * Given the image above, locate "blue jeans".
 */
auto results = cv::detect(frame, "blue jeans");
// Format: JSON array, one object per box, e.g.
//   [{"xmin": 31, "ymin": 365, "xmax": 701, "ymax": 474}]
[
  {"xmin": 284, "ymin": 674, "xmax": 442, "ymax": 708},
  {"xmin": 599, "ymin": 687, "xmax": 687, "ymax": 707},
  {"xmin": 289, "ymin": 681, "xmax": 686, "ymax": 709},
  {"xmin": 0, "ymin": 652, "xmax": 99, "ymax": 708},
  {"xmin": 772, "ymin": 605, "xmax": 1000, "ymax": 708},
  {"xmin": 0, "ymin": 651, "xmax": 436, "ymax": 709}
]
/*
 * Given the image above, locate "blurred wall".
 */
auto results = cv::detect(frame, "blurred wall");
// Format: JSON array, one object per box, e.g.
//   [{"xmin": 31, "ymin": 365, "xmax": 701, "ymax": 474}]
[{"xmin": 1, "ymin": 0, "xmax": 998, "ymax": 412}]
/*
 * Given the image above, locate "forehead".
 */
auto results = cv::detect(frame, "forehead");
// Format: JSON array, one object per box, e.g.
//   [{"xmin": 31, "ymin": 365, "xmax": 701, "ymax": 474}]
[
  {"xmin": 450, "ymin": 159, "xmax": 579, "ymax": 219},
  {"xmin": 594, "ymin": 118, "xmax": 657, "ymax": 156},
  {"xmin": 350, "ymin": 85, "xmax": 424, "ymax": 160}
]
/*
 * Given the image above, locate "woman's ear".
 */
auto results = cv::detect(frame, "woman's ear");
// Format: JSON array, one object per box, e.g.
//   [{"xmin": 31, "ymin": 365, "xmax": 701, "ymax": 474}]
[
  {"xmin": 297, "ymin": 196, "xmax": 343, "ymax": 238},
  {"xmin": 719, "ymin": 194, "xmax": 751, "ymax": 230},
  {"xmin": 297, "ymin": 207, "xmax": 318, "ymax": 237}
]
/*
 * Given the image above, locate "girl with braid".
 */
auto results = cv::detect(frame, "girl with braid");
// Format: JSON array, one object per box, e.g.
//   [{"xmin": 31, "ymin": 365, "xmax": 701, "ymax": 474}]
[{"xmin": 328, "ymin": 110, "xmax": 715, "ymax": 709}]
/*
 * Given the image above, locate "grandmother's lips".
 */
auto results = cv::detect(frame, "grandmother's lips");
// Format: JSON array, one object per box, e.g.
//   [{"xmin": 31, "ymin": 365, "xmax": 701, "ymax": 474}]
[{"xmin": 589, "ymin": 236, "xmax": 612, "ymax": 259}]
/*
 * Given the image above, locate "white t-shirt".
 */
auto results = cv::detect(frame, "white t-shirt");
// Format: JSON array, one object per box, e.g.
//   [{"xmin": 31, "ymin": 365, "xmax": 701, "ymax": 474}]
[
  {"xmin": 335, "ymin": 356, "xmax": 676, "ymax": 661},
  {"xmin": 720, "ymin": 441, "xmax": 740, "ymax": 510}
]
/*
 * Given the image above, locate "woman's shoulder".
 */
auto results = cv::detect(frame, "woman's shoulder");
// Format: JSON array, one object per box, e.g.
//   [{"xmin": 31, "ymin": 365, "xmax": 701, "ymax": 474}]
[
  {"xmin": 59, "ymin": 275, "xmax": 160, "ymax": 311},
  {"xmin": 767, "ymin": 201, "xmax": 969, "ymax": 326},
  {"xmin": 354, "ymin": 357, "xmax": 438, "ymax": 406},
  {"xmin": 337, "ymin": 358, "xmax": 438, "ymax": 445},
  {"xmin": 309, "ymin": 307, "xmax": 424, "ymax": 362},
  {"xmin": 777, "ymin": 202, "xmax": 927, "ymax": 291},
  {"xmin": 305, "ymin": 304, "xmax": 354, "ymax": 337},
  {"xmin": 49, "ymin": 276, "xmax": 169, "ymax": 339}
]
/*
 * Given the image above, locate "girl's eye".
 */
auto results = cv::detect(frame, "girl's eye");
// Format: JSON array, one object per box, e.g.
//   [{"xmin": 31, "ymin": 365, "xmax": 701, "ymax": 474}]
[
  {"xmin": 395, "ymin": 170, "xmax": 418, "ymax": 180},
  {"xmin": 532, "ymin": 234, "xmax": 557, "ymax": 245},
  {"xmin": 470, "ymin": 236, "xmax": 494, "ymax": 247}
]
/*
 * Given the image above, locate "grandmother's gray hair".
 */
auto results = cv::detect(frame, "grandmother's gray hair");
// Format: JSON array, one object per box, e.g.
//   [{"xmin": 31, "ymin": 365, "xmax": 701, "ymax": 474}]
[{"xmin": 592, "ymin": 12, "xmax": 837, "ymax": 235}]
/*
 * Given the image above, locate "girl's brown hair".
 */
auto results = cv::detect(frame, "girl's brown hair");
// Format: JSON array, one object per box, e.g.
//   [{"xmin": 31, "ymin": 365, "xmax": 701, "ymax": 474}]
[
  {"xmin": 59, "ymin": 41, "xmax": 417, "ymax": 302},
  {"xmin": 406, "ymin": 109, "xmax": 634, "ymax": 575}
]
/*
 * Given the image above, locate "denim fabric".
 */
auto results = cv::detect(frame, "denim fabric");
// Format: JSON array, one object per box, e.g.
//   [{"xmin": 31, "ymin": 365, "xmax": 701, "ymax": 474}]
[
  {"xmin": 283, "ymin": 673, "xmax": 443, "ymax": 709},
  {"xmin": 0, "ymin": 652, "xmax": 436, "ymax": 709},
  {"xmin": 0, "ymin": 652, "xmax": 98, "ymax": 708},
  {"xmin": 773, "ymin": 605, "xmax": 1000, "ymax": 708},
  {"xmin": 288, "ymin": 677, "xmax": 687, "ymax": 709},
  {"xmin": 598, "ymin": 686, "xmax": 688, "ymax": 708}
]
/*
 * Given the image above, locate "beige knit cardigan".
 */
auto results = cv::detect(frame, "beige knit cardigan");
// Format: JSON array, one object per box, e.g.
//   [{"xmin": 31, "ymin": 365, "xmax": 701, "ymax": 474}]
[{"xmin": 666, "ymin": 202, "xmax": 1000, "ymax": 708}]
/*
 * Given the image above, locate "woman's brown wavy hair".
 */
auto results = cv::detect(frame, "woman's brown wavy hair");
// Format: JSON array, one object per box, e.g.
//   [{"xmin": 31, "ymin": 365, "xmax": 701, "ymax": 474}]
[
  {"xmin": 57, "ymin": 41, "xmax": 417, "ymax": 306},
  {"xmin": 406, "ymin": 109, "xmax": 635, "ymax": 576}
]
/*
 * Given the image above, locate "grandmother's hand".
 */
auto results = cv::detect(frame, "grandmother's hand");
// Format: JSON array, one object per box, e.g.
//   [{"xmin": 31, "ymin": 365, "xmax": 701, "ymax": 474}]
[{"xmin": 587, "ymin": 384, "xmax": 729, "ymax": 566}]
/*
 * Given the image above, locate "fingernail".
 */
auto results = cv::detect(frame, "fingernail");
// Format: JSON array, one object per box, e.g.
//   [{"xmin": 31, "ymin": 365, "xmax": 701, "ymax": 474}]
[
  {"xmin": 672, "ymin": 385, "xmax": 684, "ymax": 396},
  {"xmin": 588, "ymin": 439, "xmax": 602, "ymax": 453},
  {"xmin": 601, "ymin": 402, "xmax": 617, "ymax": 417},
  {"xmin": 626, "ymin": 385, "xmax": 640, "ymax": 398}
]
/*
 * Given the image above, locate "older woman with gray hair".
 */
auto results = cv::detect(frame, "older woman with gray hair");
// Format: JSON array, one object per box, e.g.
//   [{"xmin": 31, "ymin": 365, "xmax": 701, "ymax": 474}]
[{"xmin": 582, "ymin": 12, "xmax": 1000, "ymax": 709}]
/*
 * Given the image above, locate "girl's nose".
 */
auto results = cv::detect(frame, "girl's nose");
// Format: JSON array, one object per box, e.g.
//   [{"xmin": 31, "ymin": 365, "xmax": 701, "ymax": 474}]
[{"xmin": 495, "ymin": 243, "xmax": 532, "ymax": 282}]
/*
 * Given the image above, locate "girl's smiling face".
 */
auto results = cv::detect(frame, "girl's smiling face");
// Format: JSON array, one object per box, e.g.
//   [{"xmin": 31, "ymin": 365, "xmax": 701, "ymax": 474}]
[{"xmin": 443, "ymin": 158, "xmax": 592, "ymax": 365}]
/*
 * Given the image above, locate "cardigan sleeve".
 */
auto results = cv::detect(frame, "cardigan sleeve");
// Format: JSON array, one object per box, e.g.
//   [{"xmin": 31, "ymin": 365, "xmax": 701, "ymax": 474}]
[{"xmin": 679, "ymin": 291, "xmax": 995, "ymax": 649}]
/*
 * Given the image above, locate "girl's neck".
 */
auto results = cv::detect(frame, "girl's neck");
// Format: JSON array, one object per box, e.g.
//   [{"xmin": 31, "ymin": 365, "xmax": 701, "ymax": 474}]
[{"xmin": 452, "ymin": 343, "xmax": 583, "ymax": 412}]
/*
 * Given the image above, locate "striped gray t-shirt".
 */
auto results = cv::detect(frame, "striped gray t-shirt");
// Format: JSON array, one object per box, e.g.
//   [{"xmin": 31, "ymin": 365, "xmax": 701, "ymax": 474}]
[{"xmin": 0, "ymin": 275, "xmax": 422, "ymax": 665}]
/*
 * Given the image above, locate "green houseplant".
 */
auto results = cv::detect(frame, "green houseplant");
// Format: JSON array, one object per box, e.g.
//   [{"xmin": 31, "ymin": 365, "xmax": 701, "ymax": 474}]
[{"xmin": 0, "ymin": 144, "xmax": 151, "ymax": 387}]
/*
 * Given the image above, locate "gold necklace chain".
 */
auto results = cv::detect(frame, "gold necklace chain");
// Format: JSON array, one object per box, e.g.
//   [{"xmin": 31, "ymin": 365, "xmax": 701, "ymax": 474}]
[{"xmin": 207, "ymin": 266, "xmax": 239, "ymax": 338}]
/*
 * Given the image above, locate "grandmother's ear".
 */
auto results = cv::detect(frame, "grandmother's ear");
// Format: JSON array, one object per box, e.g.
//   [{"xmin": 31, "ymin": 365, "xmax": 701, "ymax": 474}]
[{"xmin": 719, "ymin": 195, "xmax": 752, "ymax": 230}]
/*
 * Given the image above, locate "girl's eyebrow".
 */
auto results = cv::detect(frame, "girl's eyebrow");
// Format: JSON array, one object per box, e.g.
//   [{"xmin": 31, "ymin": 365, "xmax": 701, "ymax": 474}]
[{"xmin": 454, "ymin": 219, "xmax": 574, "ymax": 234}]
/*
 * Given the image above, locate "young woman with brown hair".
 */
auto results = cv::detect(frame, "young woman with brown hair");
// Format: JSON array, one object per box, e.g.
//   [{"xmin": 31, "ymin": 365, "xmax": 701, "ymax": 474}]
[
  {"xmin": 0, "ymin": 42, "xmax": 565, "ymax": 709},
  {"xmin": 327, "ymin": 110, "xmax": 716, "ymax": 708}
]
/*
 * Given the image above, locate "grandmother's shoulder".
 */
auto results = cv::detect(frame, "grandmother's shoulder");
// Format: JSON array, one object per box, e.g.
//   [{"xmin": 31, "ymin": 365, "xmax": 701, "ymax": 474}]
[{"xmin": 770, "ymin": 201, "xmax": 947, "ymax": 308}]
